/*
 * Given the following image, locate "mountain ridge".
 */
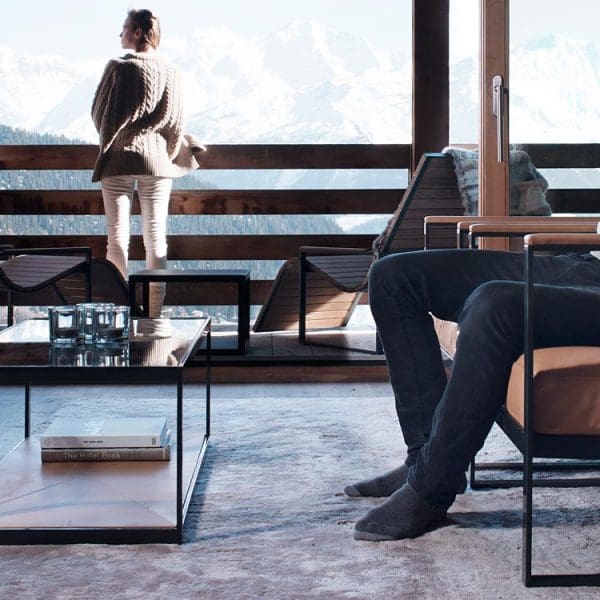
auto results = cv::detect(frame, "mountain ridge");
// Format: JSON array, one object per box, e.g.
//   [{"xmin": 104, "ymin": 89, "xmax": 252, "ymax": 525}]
[{"xmin": 1, "ymin": 26, "xmax": 598, "ymax": 146}]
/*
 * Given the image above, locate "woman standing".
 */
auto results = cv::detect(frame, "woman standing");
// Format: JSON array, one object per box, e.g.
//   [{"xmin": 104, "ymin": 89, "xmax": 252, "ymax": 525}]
[{"xmin": 92, "ymin": 9, "xmax": 199, "ymax": 334}]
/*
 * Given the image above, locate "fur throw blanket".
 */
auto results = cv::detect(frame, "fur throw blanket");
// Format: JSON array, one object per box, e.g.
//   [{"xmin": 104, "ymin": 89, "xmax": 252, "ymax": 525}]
[
  {"xmin": 442, "ymin": 147, "xmax": 552, "ymax": 216},
  {"xmin": 371, "ymin": 148, "xmax": 552, "ymax": 255}
]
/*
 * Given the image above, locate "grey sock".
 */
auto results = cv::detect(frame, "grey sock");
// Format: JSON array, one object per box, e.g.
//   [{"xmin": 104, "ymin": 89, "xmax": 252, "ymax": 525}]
[
  {"xmin": 353, "ymin": 483, "xmax": 446, "ymax": 541},
  {"xmin": 344, "ymin": 465, "xmax": 410, "ymax": 498}
]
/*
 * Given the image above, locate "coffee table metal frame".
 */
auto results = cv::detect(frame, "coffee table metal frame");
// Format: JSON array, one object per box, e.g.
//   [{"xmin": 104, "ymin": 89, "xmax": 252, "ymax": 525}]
[
  {"xmin": 129, "ymin": 269, "xmax": 250, "ymax": 354},
  {"xmin": 0, "ymin": 317, "xmax": 211, "ymax": 545}
]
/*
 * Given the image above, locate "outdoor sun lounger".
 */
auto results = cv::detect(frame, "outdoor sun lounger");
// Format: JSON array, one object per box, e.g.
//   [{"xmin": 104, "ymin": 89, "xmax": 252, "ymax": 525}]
[
  {"xmin": 252, "ymin": 153, "xmax": 464, "ymax": 346},
  {"xmin": 0, "ymin": 252, "xmax": 130, "ymax": 326}
]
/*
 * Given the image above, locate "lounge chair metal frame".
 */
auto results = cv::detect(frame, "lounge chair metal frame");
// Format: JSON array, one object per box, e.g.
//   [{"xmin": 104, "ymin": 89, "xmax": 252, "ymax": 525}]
[
  {"xmin": 426, "ymin": 218, "xmax": 600, "ymax": 586},
  {"xmin": 515, "ymin": 235, "xmax": 600, "ymax": 587}
]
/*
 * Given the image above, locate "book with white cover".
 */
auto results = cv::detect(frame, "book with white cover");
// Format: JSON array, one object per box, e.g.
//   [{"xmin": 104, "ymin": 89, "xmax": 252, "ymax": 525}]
[{"xmin": 40, "ymin": 417, "xmax": 169, "ymax": 449}]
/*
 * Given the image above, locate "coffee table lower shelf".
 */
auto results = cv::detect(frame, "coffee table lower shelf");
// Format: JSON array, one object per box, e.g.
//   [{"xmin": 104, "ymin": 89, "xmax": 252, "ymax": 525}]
[{"xmin": 0, "ymin": 435, "xmax": 208, "ymax": 544}]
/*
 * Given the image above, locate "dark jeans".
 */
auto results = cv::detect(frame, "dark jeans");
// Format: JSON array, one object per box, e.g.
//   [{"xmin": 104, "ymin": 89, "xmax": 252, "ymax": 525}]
[{"xmin": 368, "ymin": 249, "xmax": 600, "ymax": 510}]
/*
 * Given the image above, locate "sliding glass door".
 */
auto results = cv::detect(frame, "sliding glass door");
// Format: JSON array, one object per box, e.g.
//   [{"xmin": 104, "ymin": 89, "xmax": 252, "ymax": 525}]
[
  {"xmin": 510, "ymin": 1, "xmax": 600, "ymax": 215},
  {"xmin": 480, "ymin": 0, "xmax": 599, "ymax": 224}
]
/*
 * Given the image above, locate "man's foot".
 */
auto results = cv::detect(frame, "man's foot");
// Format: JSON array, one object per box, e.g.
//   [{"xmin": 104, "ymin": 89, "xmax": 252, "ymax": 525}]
[
  {"xmin": 344, "ymin": 465, "xmax": 410, "ymax": 498},
  {"xmin": 345, "ymin": 466, "xmax": 467, "ymax": 498},
  {"xmin": 353, "ymin": 483, "xmax": 446, "ymax": 541}
]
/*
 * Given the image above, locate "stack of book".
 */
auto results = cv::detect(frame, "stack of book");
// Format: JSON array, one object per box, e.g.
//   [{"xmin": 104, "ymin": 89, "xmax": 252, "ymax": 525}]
[{"xmin": 40, "ymin": 417, "xmax": 171, "ymax": 462}]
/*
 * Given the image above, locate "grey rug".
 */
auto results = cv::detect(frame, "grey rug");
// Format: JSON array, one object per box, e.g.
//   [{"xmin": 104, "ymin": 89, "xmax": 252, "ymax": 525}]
[{"xmin": 1, "ymin": 382, "xmax": 599, "ymax": 599}]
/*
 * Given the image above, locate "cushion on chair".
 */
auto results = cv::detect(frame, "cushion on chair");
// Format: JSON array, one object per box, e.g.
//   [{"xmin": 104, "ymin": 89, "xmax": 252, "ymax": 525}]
[
  {"xmin": 433, "ymin": 317, "xmax": 459, "ymax": 358},
  {"xmin": 433, "ymin": 319, "xmax": 600, "ymax": 435},
  {"xmin": 442, "ymin": 147, "xmax": 552, "ymax": 216},
  {"xmin": 507, "ymin": 347, "xmax": 600, "ymax": 435}
]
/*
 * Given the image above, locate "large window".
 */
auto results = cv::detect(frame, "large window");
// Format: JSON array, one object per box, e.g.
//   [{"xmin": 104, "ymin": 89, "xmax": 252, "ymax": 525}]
[
  {"xmin": 1, "ymin": 2, "xmax": 412, "ymax": 326},
  {"xmin": 510, "ymin": 0, "xmax": 600, "ymax": 191},
  {"xmin": 450, "ymin": 0, "xmax": 600, "ymax": 215},
  {"xmin": 1, "ymin": 0, "xmax": 411, "ymax": 145},
  {"xmin": 1, "ymin": 1, "xmax": 412, "ymax": 188},
  {"xmin": 449, "ymin": 0, "xmax": 479, "ymax": 145},
  {"xmin": 0, "ymin": 1, "xmax": 412, "ymax": 229},
  {"xmin": 510, "ymin": 0, "xmax": 600, "ymax": 145}
]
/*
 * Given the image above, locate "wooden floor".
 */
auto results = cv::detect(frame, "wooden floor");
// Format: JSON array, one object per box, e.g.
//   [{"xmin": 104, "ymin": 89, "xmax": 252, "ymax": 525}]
[{"xmin": 190, "ymin": 327, "xmax": 389, "ymax": 383}]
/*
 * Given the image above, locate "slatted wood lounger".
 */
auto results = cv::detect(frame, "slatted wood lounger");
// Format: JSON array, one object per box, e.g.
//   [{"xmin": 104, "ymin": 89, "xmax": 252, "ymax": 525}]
[
  {"xmin": 0, "ymin": 248, "xmax": 91, "ymax": 325},
  {"xmin": 252, "ymin": 153, "xmax": 464, "ymax": 344},
  {"xmin": 0, "ymin": 253, "xmax": 130, "ymax": 325}
]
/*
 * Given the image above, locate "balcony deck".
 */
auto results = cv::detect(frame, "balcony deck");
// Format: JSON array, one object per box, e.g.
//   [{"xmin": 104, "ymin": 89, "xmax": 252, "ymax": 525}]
[
  {"xmin": 0, "ymin": 381, "xmax": 594, "ymax": 598},
  {"xmin": 203, "ymin": 325, "xmax": 388, "ymax": 383}
]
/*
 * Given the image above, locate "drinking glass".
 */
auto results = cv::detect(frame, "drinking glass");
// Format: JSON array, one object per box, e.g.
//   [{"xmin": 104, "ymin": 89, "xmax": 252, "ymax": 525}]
[
  {"xmin": 95, "ymin": 305, "xmax": 130, "ymax": 346},
  {"xmin": 49, "ymin": 345, "xmax": 86, "ymax": 366},
  {"xmin": 48, "ymin": 305, "xmax": 81, "ymax": 345},
  {"xmin": 94, "ymin": 344, "xmax": 130, "ymax": 366},
  {"xmin": 77, "ymin": 302, "xmax": 114, "ymax": 343}
]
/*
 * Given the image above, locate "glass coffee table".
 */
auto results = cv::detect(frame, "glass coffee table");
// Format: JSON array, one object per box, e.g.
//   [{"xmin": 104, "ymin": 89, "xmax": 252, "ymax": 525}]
[{"xmin": 0, "ymin": 317, "xmax": 211, "ymax": 544}]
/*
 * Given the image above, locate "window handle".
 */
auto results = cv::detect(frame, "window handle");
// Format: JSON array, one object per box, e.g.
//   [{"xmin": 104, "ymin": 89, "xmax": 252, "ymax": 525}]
[{"xmin": 492, "ymin": 75, "xmax": 505, "ymax": 163}]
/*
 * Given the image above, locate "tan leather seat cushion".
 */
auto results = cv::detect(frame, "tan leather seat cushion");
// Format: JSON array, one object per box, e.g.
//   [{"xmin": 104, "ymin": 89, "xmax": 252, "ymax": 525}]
[
  {"xmin": 508, "ymin": 347, "xmax": 600, "ymax": 435},
  {"xmin": 433, "ymin": 319, "xmax": 600, "ymax": 435},
  {"xmin": 433, "ymin": 317, "xmax": 458, "ymax": 358}
]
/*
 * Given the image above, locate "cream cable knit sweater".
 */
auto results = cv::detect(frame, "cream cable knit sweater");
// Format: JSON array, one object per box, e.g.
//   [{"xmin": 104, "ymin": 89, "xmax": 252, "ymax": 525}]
[{"xmin": 91, "ymin": 52, "xmax": 198, "ymax": 182}]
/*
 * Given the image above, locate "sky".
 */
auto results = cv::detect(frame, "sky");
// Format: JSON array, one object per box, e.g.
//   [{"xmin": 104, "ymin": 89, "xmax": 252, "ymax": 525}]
[
  {"xmin": 2, "ymin": 1, "xmax": 598, "ymax": 64},
  {"xmin": 1, "ymin": 0, "xmax": 411, "ymax": 59}
]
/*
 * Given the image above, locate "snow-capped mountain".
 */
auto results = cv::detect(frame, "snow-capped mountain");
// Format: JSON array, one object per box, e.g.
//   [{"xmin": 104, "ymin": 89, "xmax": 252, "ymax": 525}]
[
  {"xmin": 450, "ymin": 34, "xmax": 600, "ymax": 144},
  {"xmin": 1, "ymin": 28, "xmax": 599, "ymax": 148},
  {"xmin": 0, "ymin": 45, "xmax": 100, "ymax": 134},
  {"xmin": 0, "ymin": 21, "xmax": 410, "ymax": 144},
  {"xmin": 510, "ymin": 34, "xmax": 600, "ymax": 142}
]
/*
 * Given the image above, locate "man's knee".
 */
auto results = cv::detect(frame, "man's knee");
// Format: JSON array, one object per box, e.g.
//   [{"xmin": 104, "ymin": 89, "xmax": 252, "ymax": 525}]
[
  {"xmin": 369, "ymin": 251, "xmax": 429, "ymax": 292},
  {"xmin": 460, "ymin": 281, "xmax": 523, "ymax": 331}
]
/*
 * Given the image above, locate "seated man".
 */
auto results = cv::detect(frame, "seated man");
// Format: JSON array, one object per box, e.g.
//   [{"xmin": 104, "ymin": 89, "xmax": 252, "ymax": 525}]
[{"xmin": 346, "ymin": 248, "xmax": 600, "ymax": 541}]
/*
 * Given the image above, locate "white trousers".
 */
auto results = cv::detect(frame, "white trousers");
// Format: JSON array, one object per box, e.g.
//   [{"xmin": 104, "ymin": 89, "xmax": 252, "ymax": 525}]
[{"xmin": 101, "ymin": 174, "xmax": 172, "ymax": 317}]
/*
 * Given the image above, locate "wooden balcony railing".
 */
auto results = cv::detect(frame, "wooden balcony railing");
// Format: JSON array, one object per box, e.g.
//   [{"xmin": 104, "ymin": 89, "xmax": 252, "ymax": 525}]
[
  {"xmin": 0, "ymin": 143, "xmax": 598, "ymax": 306},
  {"xmin": 0, "ymin": 144, "xmax": 410, "ymax": 305}
]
